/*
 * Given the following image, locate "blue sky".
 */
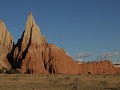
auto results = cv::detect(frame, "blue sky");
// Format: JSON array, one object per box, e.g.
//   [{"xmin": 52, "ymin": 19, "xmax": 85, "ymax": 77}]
[{"xmin": 0, "ymin": 0, "xmax": 120, "ymax": 63}]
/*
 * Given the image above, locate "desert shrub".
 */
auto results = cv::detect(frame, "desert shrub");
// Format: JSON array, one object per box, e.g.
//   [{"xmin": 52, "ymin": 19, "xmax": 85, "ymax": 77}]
[
  {"xmin": 70, "ymin": 77, "xmax": 80, "ymax": 90},
  {"xmin": 12, "ymin": 75, "xmax": 19, "ymax": 81},
  {"xmin": 103, "ymin": 75, "xmax": 107, "ymax": 78},
  {"xmin": 99, "ymin": 80, "xmax": 108, "ymax": 86},
  {"xmin": 53, "ymin": 80, "xmax": 59, "ymax": 83},
  {"xmin": 0, "ymin": 67, "xmax": 7, "ymax": 74},
  {"xmin": 65, "ymin": 76, "xmax": 70, "ymax": 80},
  {"xmin": 6, "ymin": 69, "xmax": 18, "ymax": 74},
  {"xmin": 53, "ymin": 78, "xmax": 62, "ymax": 84},
  {"xmin": 46, "ymin": 77, "xmax": 52, "ymax": 82}
]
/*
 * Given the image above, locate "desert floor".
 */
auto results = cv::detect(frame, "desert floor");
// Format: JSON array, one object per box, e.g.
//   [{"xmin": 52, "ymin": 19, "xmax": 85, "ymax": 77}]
[{"xmin": 0, "ymin": 74, "xmax": 119, "ymax": 90}]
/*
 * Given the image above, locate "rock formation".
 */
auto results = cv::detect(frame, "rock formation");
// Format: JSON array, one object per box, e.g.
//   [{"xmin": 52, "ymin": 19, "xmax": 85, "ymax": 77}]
[
  {"xmin": 10, "ymin": 13, "xmax": 78, "ymax": 74},
  {"xmin": 0, "ymin": 20, "xmax": 13, "ymax": 69},
  {"xmin": 9, "ymin": 12, "xmax": 47, "ymax": 74},
  {"xmin": 78, "ymin": 60, "xmax": 117, "ymax": 74},
  {"xmin": 43, "ymin": 44, "xmax": 79, "ymax": 74},
  {"xmin": 0, "ymin": 13, "xmax": 119, "ymax": 74}
]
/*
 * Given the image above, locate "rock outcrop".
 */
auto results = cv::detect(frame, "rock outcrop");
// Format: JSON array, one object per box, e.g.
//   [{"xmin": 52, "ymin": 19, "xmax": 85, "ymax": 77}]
[
  {"xmin": 43, "ymin": 44, "xmax": 79, "ymax": 74},
  {"xmin": 78, "ymin": 60, "xmax": 117, "ymax": 74},
  {"xmin": 1, "ymin": 13, "xmax": 119, "ymax": 74},
  {"xmin": 9, "ymin": 13, "xmax": 77, "ymax": 74},
  {"xmin": 10, "ymin": 13, "xmax": 47, "ymax": 74},
  {"xmin": 0, "ymin": 20, "xmax": 13, "ymax": 69}
]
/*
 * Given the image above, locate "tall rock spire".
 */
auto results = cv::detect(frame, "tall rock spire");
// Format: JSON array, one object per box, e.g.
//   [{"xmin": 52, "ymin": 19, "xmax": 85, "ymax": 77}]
[
  {"xmin": 26, "ymin": 12, "xmax": 36, "ymax": 26},
  {"xmin": 12, "ymin": 12, "xmax": 48, "ymax": 74},
  {"xmin": 21, "ymin": 12, "xmax": 42, "ymax": 51}
]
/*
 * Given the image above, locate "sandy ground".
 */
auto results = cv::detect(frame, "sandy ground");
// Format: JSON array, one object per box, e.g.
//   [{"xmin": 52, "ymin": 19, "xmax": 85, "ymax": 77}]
[{"xmin": 0, "ymin": 74, "xmax": 119, "ymax": 90}]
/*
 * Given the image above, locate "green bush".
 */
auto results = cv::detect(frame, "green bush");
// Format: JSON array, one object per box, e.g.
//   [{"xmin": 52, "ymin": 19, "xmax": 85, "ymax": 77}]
[{"xmin": 6, "ymin": 69, "xmax": 18, "ymax": 74}]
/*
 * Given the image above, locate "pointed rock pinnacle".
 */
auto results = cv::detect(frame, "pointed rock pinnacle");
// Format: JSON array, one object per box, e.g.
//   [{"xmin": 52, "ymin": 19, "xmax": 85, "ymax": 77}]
[{"xmin": 19, "ymin": 13, "xmax": 42, "ymax": 51}]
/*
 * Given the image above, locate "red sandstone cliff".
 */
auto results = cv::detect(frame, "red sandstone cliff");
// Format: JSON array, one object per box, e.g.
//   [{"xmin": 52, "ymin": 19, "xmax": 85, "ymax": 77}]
[
  {"xmin": 10, "ymin": 13, "xmax": 118, "ymax": 74},
  {"xmin": 11, "ymin": 13, "xmax": 78, "ymax": 74},
  {"xmin": 78, "ymin": 60, "xmax": 117, "ymax": 74},
  {"xmin": 11, "ymin": 13, "xmax": 48, "ymax": 74}
]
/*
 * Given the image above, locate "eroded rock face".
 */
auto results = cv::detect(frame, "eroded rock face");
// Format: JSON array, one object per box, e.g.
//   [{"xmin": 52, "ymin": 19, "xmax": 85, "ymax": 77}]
[
  {"xmin": 43, "ymin": 44, "xmax": 79, "ymax": 74},
  {"xmin": 11, "ymin": 13, "xmax": 48, "ymax": 74},
  {"xmin": 20, "ymin": 44, "xmax": 48, "ymax": 74},
  {"xmin": 78, "ymin": 60, "xmax": 117, "ymax": 74},
  {"xmin": 11, "ymin": 13, "xmax": 79, "ymax": 74},
  {"xmin": 0, "ymin": 20, "xmax": 13, "ymax": 69},
  {"xmin": 9, "ymin": 13, "xmax": 118, "ymax": 74},
  {"xmin": 20, "ymin": 12, "xmax": 43, "ymax": 51}
]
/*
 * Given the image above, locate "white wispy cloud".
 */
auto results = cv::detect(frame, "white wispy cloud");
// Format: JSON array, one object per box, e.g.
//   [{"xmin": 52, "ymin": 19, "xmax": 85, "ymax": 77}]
[
  {"xmin": 73, "ymin": 52, "xmax": 94, "ymax": 59},
  {"xmin": 97, "ymin": 51, "xmax": 120, "ymax": 60}
]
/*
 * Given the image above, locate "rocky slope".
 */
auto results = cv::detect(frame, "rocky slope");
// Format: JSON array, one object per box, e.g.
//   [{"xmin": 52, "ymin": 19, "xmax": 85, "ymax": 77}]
[
  {"xmin": 0, "ymin": 13, "xmax": 119, "ymax": 74},
  {"xmin": 0, "ymin": 20, "xmax": 13, "ymax": 69}
]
